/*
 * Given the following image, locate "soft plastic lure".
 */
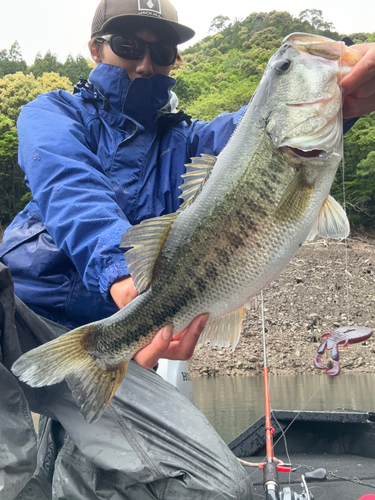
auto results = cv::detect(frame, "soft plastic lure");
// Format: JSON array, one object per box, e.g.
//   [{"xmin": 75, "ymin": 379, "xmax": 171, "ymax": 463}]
[{"xmin": 314, "ymin": 326, "xmax": 373, "ymax": 376}]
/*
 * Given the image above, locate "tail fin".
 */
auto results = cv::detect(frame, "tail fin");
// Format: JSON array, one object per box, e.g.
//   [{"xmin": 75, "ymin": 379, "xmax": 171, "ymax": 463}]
[{"xmin": 11, "ymin": 326, "xmax": 128, "ymax": 423}]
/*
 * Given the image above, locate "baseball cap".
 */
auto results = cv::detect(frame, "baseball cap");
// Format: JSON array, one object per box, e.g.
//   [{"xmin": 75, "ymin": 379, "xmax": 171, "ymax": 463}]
[{"xmin": 91, "ymin": 0, "xmax": 195, "ymax": 44}]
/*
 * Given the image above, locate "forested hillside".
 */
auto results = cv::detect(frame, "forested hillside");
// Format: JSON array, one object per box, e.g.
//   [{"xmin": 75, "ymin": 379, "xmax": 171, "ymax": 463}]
[{"xmin": 0, "ymin": 9, "xmax": 374, "ymax": 234}]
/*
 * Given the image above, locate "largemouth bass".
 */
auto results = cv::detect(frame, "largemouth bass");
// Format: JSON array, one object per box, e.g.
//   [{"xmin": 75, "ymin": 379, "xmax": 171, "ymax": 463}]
[{"xmin": 12, "ymin": 33, "xmax": 361, "ymax": 422}]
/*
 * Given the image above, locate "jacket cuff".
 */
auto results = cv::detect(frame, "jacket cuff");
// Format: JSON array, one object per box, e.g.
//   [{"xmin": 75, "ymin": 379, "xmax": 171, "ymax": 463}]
[{"xmin": 99, "ymin": 256, "xmax": 130, "ymax": 302}]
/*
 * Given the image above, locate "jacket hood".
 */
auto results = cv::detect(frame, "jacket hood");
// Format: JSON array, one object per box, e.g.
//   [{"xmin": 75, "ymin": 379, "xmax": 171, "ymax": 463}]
[{"xmin": 82, "ymin": 63, "xmax": 177, "ymax": 128}]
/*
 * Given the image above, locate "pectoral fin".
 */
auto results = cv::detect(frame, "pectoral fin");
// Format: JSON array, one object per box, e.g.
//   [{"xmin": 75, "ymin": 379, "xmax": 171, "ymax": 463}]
[
  {"xmin": 275, "ymin": 170, "xmax": 314, "ymax": 222},
  {"xmin": 306, "ymin": 195, "xmax": 350, "ymax": 241},
  {"xmin": 198, "ymin": 303, "xmax": 249, "ymax": 352}
]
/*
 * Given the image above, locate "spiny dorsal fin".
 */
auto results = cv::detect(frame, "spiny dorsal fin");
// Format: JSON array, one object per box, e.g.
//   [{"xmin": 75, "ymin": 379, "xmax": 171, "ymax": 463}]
[
  {"xmin": 178, "ymin": 154, "xmax": 217, "ymax": 210},
  {"xmin": 198, "ymin": 302, "xmax": 249, "ymax": 352},
  {"xmin": 120, "ymin": 213, "xmax": 178, "ymax": 293},
  {"xmin": 120, "ymin": 154, "xmax": 216, "ymax": 293},
  {"xmin": 306, "ymin": 195, "xmax": 350, "ymax": 241}
]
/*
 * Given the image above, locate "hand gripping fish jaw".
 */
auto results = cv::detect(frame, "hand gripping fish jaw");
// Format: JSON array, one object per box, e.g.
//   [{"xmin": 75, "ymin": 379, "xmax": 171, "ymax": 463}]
[{"xmin": 314, "ymin": 326, "xmax": 373, "ymax": 376}]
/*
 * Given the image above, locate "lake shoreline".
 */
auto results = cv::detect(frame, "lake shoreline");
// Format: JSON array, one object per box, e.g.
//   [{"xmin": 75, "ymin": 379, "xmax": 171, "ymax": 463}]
[{"xmin": 188, "ymin": 237, "xmax": 375, "ymax": 378}]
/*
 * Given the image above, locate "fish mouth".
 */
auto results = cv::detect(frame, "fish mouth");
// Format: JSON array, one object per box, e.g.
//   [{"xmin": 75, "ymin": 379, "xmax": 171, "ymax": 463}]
[{"xmin": 288, "ymin": 147, "xmax": 326, "ymax": 158}]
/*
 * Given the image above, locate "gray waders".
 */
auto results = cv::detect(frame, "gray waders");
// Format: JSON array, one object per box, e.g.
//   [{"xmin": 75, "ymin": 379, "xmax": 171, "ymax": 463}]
[{"xmin": 0, "ymin": 263, "xmax": 253, "ymax": 499}]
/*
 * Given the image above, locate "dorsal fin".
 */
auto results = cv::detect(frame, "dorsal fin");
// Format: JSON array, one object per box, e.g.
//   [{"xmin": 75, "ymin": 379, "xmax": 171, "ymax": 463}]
[
  {"xmin": 120, "ymin": 154, "xmax": 216, "ymax": 293},
  {"xmin": 120, "ymin": 213, "xmax": 178, "ymax": 293},
  {"xmin": 178, "ymin": 154, "xmax": 217, "ymax": 210},
  {"xmin": 306, "ymin": 195, "xmax": 350, "ymax": 241}
]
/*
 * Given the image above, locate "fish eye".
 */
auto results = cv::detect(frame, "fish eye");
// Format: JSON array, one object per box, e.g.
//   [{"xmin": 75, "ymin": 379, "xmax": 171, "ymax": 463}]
[{"xmin": 273, "ymin": 59, "xmax": 292, "ymax": 74}]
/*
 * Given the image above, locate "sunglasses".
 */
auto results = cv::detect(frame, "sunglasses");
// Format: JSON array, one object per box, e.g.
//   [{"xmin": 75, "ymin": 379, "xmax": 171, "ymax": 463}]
[{"xmin": 95, "ymin": 34, "xmax": 178, "ymax": 67}]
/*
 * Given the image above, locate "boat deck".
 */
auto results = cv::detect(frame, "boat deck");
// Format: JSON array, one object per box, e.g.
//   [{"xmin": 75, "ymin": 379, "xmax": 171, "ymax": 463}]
[
  {"xmin": 243, "ymin": 453, "xmax": 375, "ymax": 499},
  {"xmin": 229, "ymin": 410, "xmax": 375, "ymax": 500}
]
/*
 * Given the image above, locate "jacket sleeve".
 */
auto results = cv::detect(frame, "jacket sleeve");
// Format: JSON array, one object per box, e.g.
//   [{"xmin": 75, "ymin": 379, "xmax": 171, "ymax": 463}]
[
  {"xmin": 185, "ymin": 107, "xmax": 247, "ymax": 159},
  {"xmin": 17, "ymin": 91, "xmax": 131, "ymax": 301}
]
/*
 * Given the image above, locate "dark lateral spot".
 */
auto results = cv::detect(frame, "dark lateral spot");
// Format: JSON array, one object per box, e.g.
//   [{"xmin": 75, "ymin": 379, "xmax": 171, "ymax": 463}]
[
  {"xmin": 204, "ymin": 261, "xmax": 219, "ymax": 280},
  {"xmin": 183, "ymin": 287, "xmax": 196, "ymax": 302},
  {"xmin": 258, "ymin": 188, "xmax": 273, "ymax": 203},
  {"xmin": 239, "ymin": 225, "xmax": 249, "ymax": 238},
  {"xmin": 247, "ymin": 218, "xmax": 257, "ymax": 231},
  {"xmin": 246, "ymin": 198, "xmax": 268, "ymax": 218},
  {"xmin": 215, "ymin": 248, "xmax": 230, "ymax": 266},
  {"xmin": 235, "ymin": 208, "xmax": 258, "ymax": 232},
  {"xmin": 272, "ymin": 160, "xmax": 283, "ymax": 173},
  {"xmin": 263, "ymin": 180, "xmax": 276, "ymax": 195},
  {"xmin": 195, "ymin": 276, "xmax": 207, "ymax": 293},
  {"xmin": 169, "ymin": 286, "xmax": 197, "ymax": 311},
  {"xmin": 269, "ymin": 172, "xmax": 278, "ymax": 183},
  {"xmin": 82, "ymin": 328, "xmax": 95, "ymax": 351},
  {"xmin": 186, "ymin": 268, "xmax": 196, "ymax": 280},
  {"xmin": 226, "ymin": 231, "xmax": 245, "ymax": 249}
]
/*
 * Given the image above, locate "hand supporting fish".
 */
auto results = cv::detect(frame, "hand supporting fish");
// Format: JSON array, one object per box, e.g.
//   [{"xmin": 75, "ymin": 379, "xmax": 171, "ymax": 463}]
[
  {"xmin": 12, "ymin": 33, "xmax": 362, "ymax": 423},
  {"xmin": 110, "ymin": 273, "xmax": 209, "ymax": 369}
]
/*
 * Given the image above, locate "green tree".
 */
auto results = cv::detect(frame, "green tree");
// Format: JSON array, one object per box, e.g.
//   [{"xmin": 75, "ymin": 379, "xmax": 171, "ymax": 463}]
[
  {"xmin": 298, "ymin": 9, "xmax": 335, "ymax": 31},
  {"xmin": 208, "ymin": 15, "xmax": 231, "ymax": 34},
  {"xmin": 61, "ymin": 54, "xmax": 92, "ymax": 85},
  {"xmin": 28, "ymin": 50, "xmax": 62, "ymax": 78},
  {"xmin": 0, "ymin": 41, "xmax": 27, "ymax": 78},
  {"xmin": 0, "ymin": 115, "xmax": 28, "ymax": 225},
  {"xmin": 0, "ymin": 71, "xmax": 72, "ymax": 121},
  {"xmin": 244, "ymin": 27, "xmax": 283, "ymax": 50},
  {"xmin": 0, "ymin": 71, "xmax": 72, "ymax": 224},
  {"xmin": 346, "ymin": 32, "xmax": 375, "ymax": 44},
  {"xmin": 332, "ymin": 114, "xmax": 375, "ymax": 229}
]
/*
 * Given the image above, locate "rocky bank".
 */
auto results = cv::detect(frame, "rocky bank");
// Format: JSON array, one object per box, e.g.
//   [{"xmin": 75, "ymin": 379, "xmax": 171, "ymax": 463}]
[{"xmin": 188, "ymin": 237, "xmax": 375, "ymax": 377}]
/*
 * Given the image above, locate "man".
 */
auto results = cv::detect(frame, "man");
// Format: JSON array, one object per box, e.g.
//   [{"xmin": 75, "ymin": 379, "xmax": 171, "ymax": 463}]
[{"xmin": 0, "ymin": 0, "xmax": 374, "ymax": 498}]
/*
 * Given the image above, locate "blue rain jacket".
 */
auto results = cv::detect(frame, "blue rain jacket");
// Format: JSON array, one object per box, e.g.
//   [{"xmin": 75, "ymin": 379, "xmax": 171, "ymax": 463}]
[{"xmin": 0, "ymin": 64, "xmax": 245, "ymax": 328}]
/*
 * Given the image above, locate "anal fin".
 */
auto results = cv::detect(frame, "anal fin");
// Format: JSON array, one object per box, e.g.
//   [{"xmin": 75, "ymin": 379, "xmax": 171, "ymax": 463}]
[{"xmin": 198, "ymin": 304, "xmax": 248, "ymax": 352}]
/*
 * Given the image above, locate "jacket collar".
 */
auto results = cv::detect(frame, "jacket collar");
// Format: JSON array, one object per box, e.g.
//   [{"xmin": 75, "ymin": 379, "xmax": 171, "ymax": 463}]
[{"xmin": 85, "ymin": 63, "xmax": 177, "ymax": 128}]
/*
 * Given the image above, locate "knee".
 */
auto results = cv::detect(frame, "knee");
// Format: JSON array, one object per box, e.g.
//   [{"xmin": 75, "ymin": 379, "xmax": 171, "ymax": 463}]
[{"xmin": 214, "ymin": 469, "xmax": 254, "ymax": 500}]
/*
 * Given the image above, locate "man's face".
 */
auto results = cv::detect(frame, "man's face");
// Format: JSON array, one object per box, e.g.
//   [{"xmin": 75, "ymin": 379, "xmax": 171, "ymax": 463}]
[{"xmin": 90, "ymin": 29, "xmax": 174, "ymax": 80}]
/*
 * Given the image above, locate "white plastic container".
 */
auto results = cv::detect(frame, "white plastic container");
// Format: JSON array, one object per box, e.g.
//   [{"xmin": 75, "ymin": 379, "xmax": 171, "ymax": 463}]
[{"xmin": 157, "ymin": 359, "xmax": 195, "ymax": 404}]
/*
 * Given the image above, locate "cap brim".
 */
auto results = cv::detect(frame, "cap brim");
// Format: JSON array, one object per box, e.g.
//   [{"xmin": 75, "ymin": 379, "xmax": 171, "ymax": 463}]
[{"xmin": 94, "ymin": 15, "xmax": 195, "ymax": 44}]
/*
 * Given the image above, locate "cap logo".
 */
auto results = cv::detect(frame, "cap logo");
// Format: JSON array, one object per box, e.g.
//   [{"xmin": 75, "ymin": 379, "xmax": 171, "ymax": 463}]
[{"xmin": 138, "ymin": 0, "xmax": 162, "ymax": 17}]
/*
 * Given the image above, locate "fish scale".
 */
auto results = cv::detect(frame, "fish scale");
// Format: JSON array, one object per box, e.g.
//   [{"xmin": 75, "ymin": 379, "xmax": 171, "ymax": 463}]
[
  {"xmin": 12, "ymin": 33, "xmax": 361, "ymax": 422},
  {"xmin": 100, "ymin": 139, "xmax": 310, "ymax": 346}
]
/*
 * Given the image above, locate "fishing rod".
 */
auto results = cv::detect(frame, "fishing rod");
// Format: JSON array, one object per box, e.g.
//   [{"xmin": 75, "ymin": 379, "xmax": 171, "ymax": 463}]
[
  {"xmin": 261, "ymin": 290, "xmax": 280, "ymax": 500},
  {"xmin": 260, "ymin": 291, "xmax": 327, "ymax": 500}
]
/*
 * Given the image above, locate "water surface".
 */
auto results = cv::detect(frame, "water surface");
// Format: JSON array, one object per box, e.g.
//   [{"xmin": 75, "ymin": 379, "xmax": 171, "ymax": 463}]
[{"xmin": 192, "ymin": 373, "xmax": 375, "ymax": 444}]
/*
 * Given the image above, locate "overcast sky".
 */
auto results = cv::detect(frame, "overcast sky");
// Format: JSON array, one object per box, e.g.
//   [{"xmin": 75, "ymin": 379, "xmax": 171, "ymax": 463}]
[{"xmin": 1, "ymin": 0, "xmax": 374, "ymax": 65}]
